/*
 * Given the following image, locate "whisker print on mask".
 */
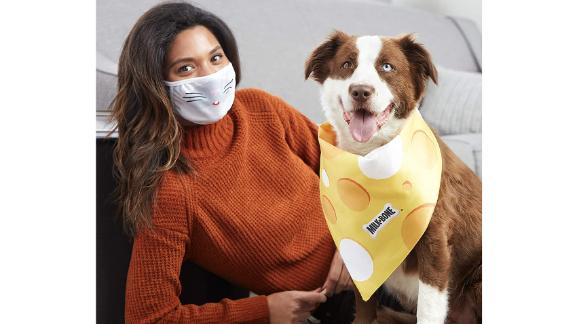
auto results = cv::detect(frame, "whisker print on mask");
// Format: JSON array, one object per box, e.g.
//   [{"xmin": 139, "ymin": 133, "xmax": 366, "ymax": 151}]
[
  {"xmin": 223, "ymin": 79, "xmax": 234, "ymax": 94},
  {"xmin": 183, "ymin": 95, "xmax": 207, "ymax": 99},
  {"xmin": 223, "ymin": 78, "xmax": 234, "ymax": 89},
  {"xmin": 185, "ymin": 98, "xmax": 204, "ymax": 102}
]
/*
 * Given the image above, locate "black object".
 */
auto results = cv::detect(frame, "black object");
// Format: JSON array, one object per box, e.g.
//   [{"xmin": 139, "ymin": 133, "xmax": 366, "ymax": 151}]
[
  {"xmin": 97, "ymin": 138, "xmax": 248, "ymax": 323},
  {"xmin": 377, "ymin": 285, "xmax": 407, "ymax": 313},
  {"xmin": 311, "ymin": 290, "xmax": 356, "ymax": 324},
  {"xmin": 309, "ymin": 286, "xmax": 408, "ymax": 324}
]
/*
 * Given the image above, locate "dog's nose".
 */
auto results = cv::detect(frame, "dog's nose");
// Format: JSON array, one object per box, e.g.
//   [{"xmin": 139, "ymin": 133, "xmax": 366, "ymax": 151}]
[{"xmin": 349, "ymin": 84, "xmax": 375, "ymax": 102}]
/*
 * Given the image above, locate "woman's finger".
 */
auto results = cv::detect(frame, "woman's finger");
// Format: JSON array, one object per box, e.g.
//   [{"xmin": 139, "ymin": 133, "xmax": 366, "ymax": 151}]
[
  {"xmin": 346, "ymin": 273, "xmax": 353, "ymax": 290},
  {"xmin": 335, "ymin": 260, "xmax": 352, "ymax": 294},
  {"xmin": 342, "ymin": 263, "xmax": 353, "ymax": 291},
  {"xmin": 322, "ymin": 255, "xmax": 343, "ymax": 296}
]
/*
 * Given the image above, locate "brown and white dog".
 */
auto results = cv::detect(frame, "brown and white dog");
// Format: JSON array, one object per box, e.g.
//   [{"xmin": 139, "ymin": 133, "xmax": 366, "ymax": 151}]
[{"xmin": 305, "ymin": 32, "xmax": 482, "ymax": 324}]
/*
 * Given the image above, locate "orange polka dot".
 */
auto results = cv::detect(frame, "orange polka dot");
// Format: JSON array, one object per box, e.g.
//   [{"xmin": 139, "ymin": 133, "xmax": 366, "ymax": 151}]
[
  {"xmin": 337, "ymin": 178, "xmax": 371, "ymax": 211},
  {"xmin": 411, "ymin": 130, "xmax": 437, "ymax": 169},
  {"xmin": 401, "ymin": 204, "xmax": 435, "ymax": 248},
  {"xmin": 321, "ymin": 195, "xmax": 337, "ymax": 224},
  {"xmin": 402, "ymin": 180, "xmax": 412, "ymax": 191}
]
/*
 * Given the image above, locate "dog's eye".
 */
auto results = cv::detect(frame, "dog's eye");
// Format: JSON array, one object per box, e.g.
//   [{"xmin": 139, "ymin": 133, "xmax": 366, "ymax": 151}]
[
  {"xmin": 381, "ymin": 63, "xmax": 394, "ymax": 72},
  {"xmin": 341, "ymin": 61, "xmax": 353, "ymax": 69}
]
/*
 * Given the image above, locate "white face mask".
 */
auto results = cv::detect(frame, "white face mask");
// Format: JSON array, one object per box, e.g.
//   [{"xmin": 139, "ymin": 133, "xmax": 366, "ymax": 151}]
[{"xmin": 164, "ymin": 63, "xmax": 236, "ymax": 125}]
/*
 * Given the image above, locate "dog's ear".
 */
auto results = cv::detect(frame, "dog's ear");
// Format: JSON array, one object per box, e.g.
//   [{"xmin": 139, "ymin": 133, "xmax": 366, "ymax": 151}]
[
  {"xmin": 396, "ymin": 34, "xmax": 438, "ymax": 101},
  {"xmin": 305, "ymin": 31, "xmax": 349, "ymax": 83}
]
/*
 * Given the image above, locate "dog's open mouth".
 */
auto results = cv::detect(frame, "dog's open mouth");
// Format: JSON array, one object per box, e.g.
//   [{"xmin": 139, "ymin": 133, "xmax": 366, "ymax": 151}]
[{"xmin": 343, "ymin": 102, "xmax": 394, "ymax": 142}]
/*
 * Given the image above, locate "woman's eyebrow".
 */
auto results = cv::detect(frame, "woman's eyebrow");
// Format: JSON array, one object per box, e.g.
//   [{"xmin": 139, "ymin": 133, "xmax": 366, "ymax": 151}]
[
  {"xmin": 168, "ymin": 57, "xmax": 195, "ymax": 69},
  {"xmin": 209, "ymin": 45, "xmax": 222, "ymax": 55},
  {"xmin": 168, "ymin": 46, "xmax": 223, "ymax": 69}
]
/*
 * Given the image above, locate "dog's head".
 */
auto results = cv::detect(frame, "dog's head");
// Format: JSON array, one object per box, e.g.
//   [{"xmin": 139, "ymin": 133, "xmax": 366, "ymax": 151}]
[{"xmin": 305, "ymin": 31, "xmax": 437, "ymax": 147}]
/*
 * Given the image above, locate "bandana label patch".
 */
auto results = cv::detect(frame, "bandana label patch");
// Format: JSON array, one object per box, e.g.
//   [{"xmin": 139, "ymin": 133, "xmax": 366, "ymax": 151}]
[{"xmin": 363, "ymin": 203, "xmax": 399, "ymax": 239}]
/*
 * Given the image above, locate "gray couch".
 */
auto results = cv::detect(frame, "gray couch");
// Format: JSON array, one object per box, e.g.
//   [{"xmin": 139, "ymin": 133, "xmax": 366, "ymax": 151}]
[{"xmin": 97, "ymin": 0, "xmax": 482, "ymax": 177}]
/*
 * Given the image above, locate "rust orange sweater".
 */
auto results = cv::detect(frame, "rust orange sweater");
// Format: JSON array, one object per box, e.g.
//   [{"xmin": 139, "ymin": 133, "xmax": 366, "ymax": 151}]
[{"xmin": 124, "ymin": 88, "xmax": 336, "ymax": 323}]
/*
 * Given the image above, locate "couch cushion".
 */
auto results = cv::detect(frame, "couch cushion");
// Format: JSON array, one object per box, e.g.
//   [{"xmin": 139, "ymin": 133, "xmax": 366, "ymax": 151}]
[
  {"xmin": 421, "ymin": 67, "xmax": 482, "ymax": 136},
  {"xmin": 440, "ymin": 133, "xmax": 482, "ymax": 178}
]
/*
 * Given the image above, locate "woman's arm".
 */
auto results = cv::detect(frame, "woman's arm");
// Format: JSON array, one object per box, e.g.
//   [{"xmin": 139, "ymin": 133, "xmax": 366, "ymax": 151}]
[
  {"xmin": 269, "ymin": 94, "xmax": 321, "ymax": 175},
  {"xmin": 124, "ymin": 173, "xmax": 269, "ymax": 323}
]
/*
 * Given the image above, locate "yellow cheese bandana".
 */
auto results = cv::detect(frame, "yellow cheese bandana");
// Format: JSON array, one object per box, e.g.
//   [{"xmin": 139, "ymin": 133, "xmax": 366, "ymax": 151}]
[{"xmin": 318, "ymin": 110, "xmax": 442, "ymax": 301}]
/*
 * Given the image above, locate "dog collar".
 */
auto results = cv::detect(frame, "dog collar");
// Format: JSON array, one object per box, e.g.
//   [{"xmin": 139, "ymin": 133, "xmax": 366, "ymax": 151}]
[{"xmin": 318, "ymin": 110, "xmax": 442, "ymax": 301}]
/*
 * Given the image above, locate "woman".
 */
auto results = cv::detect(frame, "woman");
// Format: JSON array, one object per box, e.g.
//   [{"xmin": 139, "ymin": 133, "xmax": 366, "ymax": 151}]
[{"xmin": 112, "ymin": 2, "xmax": 355, "ymax": 323}]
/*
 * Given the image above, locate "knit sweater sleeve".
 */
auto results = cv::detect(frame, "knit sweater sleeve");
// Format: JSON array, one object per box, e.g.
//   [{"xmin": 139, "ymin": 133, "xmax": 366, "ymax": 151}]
[
  {"xmin": 124, "ymin": 172, "xmax": 270, "ymax": 324},
  {"xmin": 268, "ymin": 93, "xmax": 321, "ymax": 175}
]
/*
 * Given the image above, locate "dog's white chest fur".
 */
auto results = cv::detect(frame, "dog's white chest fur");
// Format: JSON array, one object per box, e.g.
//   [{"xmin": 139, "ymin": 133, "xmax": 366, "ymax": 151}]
[{"xmin": 384, "ymin": 262, "xmax": 419, "ymax": 311}]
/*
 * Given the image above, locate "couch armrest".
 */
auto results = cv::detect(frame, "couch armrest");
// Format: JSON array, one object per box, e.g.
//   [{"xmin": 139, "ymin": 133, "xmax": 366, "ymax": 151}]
[{"xmin": 441, "ymin": 133, "xmax": 482, "ymax": 178}]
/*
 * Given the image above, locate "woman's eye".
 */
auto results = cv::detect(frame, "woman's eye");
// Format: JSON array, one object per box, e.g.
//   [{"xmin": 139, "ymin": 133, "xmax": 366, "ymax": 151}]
[
  {"xmin": 211, "ymin": 54, "xmax": 223, "ymax": 63},
  {"xmin": 178, "ymin": 65, "xmax": 194, "ymax": 73},
  {"xmin": 381, "ymin": 63, "xmax": 394, "ymax": 72},
  {"xmin": 341, "ymin": 61, "xmax": 353, "ymax": 69}
]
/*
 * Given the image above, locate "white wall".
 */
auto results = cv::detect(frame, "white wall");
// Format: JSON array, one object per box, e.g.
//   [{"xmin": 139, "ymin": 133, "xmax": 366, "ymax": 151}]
[{"xmin": 391, "ymin": 0, "xmax": 482, "ymax": 29}]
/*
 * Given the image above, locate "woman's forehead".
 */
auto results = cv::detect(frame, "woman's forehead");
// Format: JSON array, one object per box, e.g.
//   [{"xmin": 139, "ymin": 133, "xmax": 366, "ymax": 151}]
[{"xmin": 167, "ymin": 26, "xmax": 221, "ymax": 62}]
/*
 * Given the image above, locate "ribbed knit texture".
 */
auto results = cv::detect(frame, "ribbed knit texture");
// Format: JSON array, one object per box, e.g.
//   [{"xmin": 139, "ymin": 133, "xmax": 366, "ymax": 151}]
[{"xmin": 124, "ymin": 88, "xmax": 336, "ymax": 323}]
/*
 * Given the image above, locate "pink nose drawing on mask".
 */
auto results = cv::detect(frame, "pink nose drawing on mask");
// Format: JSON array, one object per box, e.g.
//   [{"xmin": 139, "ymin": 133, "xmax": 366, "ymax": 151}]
[{"xmin": 212, "ymin": 100, "xmax": 220, "ymax": 106}]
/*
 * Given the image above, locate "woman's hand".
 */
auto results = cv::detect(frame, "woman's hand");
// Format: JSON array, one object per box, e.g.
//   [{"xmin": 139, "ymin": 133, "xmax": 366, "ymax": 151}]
[
  {"xmin": 267, "ymin": 288, "xmax": 327, "ymax": 324},
  {"xmin": 322, "ymin": 251, "xmax": 354, "ymax": 297}
]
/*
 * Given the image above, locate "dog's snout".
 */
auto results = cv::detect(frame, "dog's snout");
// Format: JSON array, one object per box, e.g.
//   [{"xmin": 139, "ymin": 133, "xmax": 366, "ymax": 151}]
[{"xmin": 349, "ymin": 84, "xmax": 375, "ymax": 102}]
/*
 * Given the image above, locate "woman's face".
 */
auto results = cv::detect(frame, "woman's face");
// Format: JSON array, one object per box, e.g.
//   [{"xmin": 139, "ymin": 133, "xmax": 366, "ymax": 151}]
[{"xmin": 164, "ymin": 25, "xmax": 230, "ymax": 81}]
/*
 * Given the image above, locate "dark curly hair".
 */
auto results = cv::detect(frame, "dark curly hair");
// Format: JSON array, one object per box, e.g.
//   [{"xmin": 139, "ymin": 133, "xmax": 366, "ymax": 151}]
[{"xmin": 110, "ymin": 1, "xmax": 241, "ymax": 236}]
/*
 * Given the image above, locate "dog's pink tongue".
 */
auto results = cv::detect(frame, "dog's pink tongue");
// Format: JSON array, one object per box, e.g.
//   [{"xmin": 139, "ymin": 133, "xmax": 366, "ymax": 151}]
[{"xmin": 349, "ymin": 110, "xmax": 377, "ymax": 142}]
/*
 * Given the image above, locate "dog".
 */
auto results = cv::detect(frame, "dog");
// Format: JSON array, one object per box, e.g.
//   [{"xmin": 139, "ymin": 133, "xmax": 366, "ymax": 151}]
[{"xmin": 305, "ymin": 31, "xmax": 482, "ymax": 324}]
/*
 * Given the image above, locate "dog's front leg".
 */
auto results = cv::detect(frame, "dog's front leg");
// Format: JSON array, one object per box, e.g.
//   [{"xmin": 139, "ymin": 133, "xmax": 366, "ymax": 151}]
[
  {"xmin": 352, "ymin": 285, "xmax": 378, "ymax": 324},
  {"xmin": 415, "ymin": 226, "xmax": 451, "ymax": 324}
]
